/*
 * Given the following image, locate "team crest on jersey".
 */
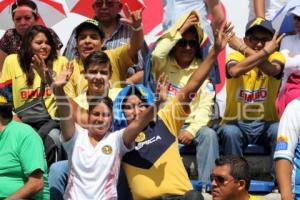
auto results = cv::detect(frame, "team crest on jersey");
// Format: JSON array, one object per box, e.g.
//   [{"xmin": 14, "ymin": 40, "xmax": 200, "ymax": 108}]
[
  {"xmin": 275, "ymin": 135, "xmax": 288, "ymax": 151},
  {"xmin": 102, "ymin": 145, "xmax": 112, "ymax": 155},
  {"xmin": 135, "ymin": 132, "xmax": 146, "ymax": 143}
]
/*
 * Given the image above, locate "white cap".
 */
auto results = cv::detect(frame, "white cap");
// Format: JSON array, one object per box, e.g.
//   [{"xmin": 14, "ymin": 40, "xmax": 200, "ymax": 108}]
[{"xmin": 290, "ymin": 6, "xmax": 300, "ymax": 17}]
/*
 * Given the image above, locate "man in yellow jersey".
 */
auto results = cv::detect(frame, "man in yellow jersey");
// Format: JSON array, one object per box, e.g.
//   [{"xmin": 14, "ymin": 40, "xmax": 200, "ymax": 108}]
[
  {"xmin": 217, "ymin": 18, "xmax": 285, "ymax": 159},
  {"xmin": 211, "ymin": 155, "xmax": 264, "ymax": 200}
]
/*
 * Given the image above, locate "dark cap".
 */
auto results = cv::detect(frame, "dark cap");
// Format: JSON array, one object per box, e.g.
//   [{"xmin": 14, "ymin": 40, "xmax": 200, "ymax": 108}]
[
  {"xmin": 75, "ymin": 19, "xmax": 105, "ymax": 40},
  {"xmin": 245, "ymin": 17, "xmax": 275, "ymax": 35}
]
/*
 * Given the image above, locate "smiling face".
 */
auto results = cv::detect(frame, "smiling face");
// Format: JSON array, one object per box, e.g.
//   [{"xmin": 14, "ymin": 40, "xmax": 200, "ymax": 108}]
[
  {"xmin": 77, "ymin": 29, "xmax": 103, "ymax": 61},
  {"xmin": 30, "ymin": 32, "xmax": 51, "ymax": 60},
  {"xmin": 85, "ymin": 63, "xmax": 111, "ymax": 96},
  {"xmin": 88, "ymin": 102, "xmax": 113, "ymax": 139},
  {"xmin": 173, "ymin": 30, "xmax": 198, "ymax": 68}
]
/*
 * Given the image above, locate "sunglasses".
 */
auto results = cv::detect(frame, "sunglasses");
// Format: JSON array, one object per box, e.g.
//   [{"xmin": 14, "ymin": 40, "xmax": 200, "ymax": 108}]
[
  {"xmin": 210, "ymin": 174, "xmax": 235, "ymax": 185},
  {"xmin": 177, "ymin": 39, "xmax": 198, "ymax": 48},
  {"xmin": 94, "ymin": 0, "xmax": 119, "ymax": 8}
]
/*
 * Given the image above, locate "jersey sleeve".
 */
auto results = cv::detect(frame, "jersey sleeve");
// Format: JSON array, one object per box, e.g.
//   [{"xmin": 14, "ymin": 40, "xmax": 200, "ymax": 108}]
[
  {"xmin": 274, "ymin": 99, "xmax": 300, "ymax": 163},
  {"xmin": 19, "ymin": 125, "xmax": 47, "ymax": 177},
  {"xmin": 158, "ymin": 97, "xmax": 190, "ymax": 136}
]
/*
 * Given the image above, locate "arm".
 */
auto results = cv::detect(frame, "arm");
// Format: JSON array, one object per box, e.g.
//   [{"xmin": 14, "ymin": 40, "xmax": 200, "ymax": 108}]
[
  {"xmin": 121, "ymin": 5, "xmax": 144, "ymax": 63},
  {"xmin": 275, "ymin": 159, "xmax": 294, "ymax": 200},
  {"xmin": 0, "ymin": 49, "xmax": 7, "ymax": 73},
  {"xmin": 253, "ymin": 0, "xmax": 265, "ymax": 19},
  {"xmin": 5, "ymin": 170, "xmax": 44, "ymax": 200},
  {"xmin": 206, "ymin": 0, "xmax": 225, "ymax": 28},
  {"xmin": 227, "ymin": 33, "xmax": 285, "ymax": 77},
  {"xmin": 49, "ymin": 63, "xmax": 75, "ymax": 141},
  {"xmin": 122, "ymin": 74, "xmax": 168, "ymax": 147},
  {"xmin": 274, "ymin": 100, "xmax": 300, "ymax": 200},
  {"xmin": 152, "ymin": 14, "xmax": 199, "ymax": 59},
  {"xmin": 126, "ymin": 70, "xmax": 144, "ymax": 84},
  {"xmin": 178, "ymin": 23, "xmax": 233, "ymax": 112},
  {"xmin": 179, "ymin": 80, "xmax": 215, "ymax": 145},
  {"xmin": 69, "ymin": 97, "xmax": 89, "ymax": 128}
]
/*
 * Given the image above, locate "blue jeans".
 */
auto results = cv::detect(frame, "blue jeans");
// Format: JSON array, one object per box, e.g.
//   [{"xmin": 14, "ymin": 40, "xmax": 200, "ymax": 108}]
[
  {"xmin": 182, "ymin": 126, "xmax": 219, "ymax": 185},
  {"xmin": 49, "ymin": 160, "xmax": 68, "ymax": 200},
  {"xmin": 217, "ymin": 120, "xmax": 278, "ymax": 156},
  {"xmin": 194, "ymin": 126, "xmax": 219, "ymax": 185}
]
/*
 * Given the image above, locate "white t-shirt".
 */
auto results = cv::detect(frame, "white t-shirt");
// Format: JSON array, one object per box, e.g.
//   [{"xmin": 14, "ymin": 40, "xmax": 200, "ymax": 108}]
[
  {"xmin": 248, "ymin": 0, "xmax": 289, "ymax": 20},
  {"xmin": 274, "ymin": 98, "xmax": 300, "ymax": 194},
  {"xmin": 63, "ymin": 125, "xmax": 132, "ymax": 200},
  {"xmin": 279, "ymin": 35, "xmax": 300, "ymax": 92}
]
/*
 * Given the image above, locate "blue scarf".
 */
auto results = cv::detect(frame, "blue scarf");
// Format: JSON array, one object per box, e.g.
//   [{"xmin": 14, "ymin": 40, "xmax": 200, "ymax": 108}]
[{"xmin": 113, "ymin": 84, "xmax": 155, "ymax": 130}]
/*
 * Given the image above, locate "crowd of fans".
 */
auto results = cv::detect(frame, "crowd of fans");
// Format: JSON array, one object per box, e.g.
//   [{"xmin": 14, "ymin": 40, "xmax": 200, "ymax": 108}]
[{"xmin": 1, "ymin": 0, "xmax": 300, "ymax": 200}]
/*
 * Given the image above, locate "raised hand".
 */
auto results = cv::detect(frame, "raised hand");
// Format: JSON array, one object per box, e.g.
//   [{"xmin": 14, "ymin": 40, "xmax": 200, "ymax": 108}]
[
  {"xmin": 31, "ymin": 54, "xmax": 48, "ymax": 83},
  {"xmin": 155, "ymin": 73, "xmax": 169, "ymax": 105},
  {"xmin": 179, "ymin": 13, "xmax": 199, "ymax": 34},
  {"xmin": 120, "ymin": 3, "xmax": 144, "ymax": 30},
  {"xmin": 264, "ymin": 32, "xmax": 285, "ymax": 54},
  {"xmin": 213, "ymin": 22, "xmax": 234, "ymax": 53},
  {"xmin": 51, "ymin": 62, "xmax": 74, "ymax": 89}
]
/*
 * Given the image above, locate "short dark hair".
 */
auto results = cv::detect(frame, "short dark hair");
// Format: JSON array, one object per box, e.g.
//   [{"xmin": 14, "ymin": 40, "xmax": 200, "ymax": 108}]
[
  {"xmin": 88, "ymin": 96, "xmax": 113, "ymax": 114},
  {"xmin": 84, "ymin": 51, "xmax": 112, "ymax": 73},
  {"xmin": 18, "ymin": 25, "xmax": 58, "ymax": 86},
  {"xmin": 0, "ymin": 103, "xmax": 13, "ymax": 121},
  {"xmin": 215, "ymin": 155, "xmax": 251, "ymax": 190},
  {"xmin": 11, "ymin": 0, "xmax": 38, "ymax": 20}
]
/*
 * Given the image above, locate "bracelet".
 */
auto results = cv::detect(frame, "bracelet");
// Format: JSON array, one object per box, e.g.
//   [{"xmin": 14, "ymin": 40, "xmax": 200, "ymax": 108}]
[
  {"xmin": 131, "ymin": 24, "xmax": 143, "ymax": 32},
  {"xmin": 262, "ymin": 48, "xmax": 270, "ymax": 56}
]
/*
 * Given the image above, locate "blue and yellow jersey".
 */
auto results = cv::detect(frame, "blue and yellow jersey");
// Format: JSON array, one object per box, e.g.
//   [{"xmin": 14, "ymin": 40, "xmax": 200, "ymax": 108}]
[{"xmin": 123, "ymin": 97, "xmax": 193, "ymax": 200}]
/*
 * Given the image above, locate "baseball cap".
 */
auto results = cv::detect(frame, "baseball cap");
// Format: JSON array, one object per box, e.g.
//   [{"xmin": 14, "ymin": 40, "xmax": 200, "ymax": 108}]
[
  {"xmin": 75, "ymin": 19, "xmax": 105, "ymax": 40},
  {"xmin": 245, "ymin": 17, "xmax": 275, "ymax": 35},
  {"xmin": 289, "ymin": 6, "xmax": 300, "ymax": 17}
]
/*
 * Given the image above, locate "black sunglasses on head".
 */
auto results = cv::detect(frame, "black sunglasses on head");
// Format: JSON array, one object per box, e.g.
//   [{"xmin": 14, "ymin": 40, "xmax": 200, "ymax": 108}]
[{"xmin": 177, "ymin": 39, "xmax": 198, "ymax": 48}]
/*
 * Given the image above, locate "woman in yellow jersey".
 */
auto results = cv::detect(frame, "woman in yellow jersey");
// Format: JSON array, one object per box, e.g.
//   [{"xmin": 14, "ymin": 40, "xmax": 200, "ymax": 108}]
[{"xmin": 0, "ymin": 25, "xmax": 68, "ymax": 166}]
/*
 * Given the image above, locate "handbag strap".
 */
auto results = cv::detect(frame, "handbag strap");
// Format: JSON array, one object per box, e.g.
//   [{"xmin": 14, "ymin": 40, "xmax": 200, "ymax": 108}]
[{"xmin": 39, "ymin": 82, "xmax": 46, "ymax": 99}]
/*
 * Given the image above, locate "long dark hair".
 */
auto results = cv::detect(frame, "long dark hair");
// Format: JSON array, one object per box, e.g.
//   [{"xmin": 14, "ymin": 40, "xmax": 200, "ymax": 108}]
[{"xmin": 18, "ymin": 25, "xmax": 58, "ymax": 86}]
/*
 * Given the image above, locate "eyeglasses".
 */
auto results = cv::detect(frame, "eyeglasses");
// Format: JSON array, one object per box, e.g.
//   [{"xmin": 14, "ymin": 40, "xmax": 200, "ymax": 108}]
[
  {"xmin": 177, "ymin": 39, "xmax": 198, "ymax": 48},
  {"xmin": 94, "ymin": 0, "xmax": 119, "ymax": 8},
  {"xmin": 210, "ymin": 174, "xmax": 235, "ymax": 185},
  {"xmin": 247, "ymin": 35, "xmax": 271, "ymax": 45}
]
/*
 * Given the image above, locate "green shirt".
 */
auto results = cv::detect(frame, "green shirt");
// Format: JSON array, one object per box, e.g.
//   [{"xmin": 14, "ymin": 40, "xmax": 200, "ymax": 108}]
[{"xmin": 0, "ymin": 121, "xmax": 49, "ymax": 199}]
